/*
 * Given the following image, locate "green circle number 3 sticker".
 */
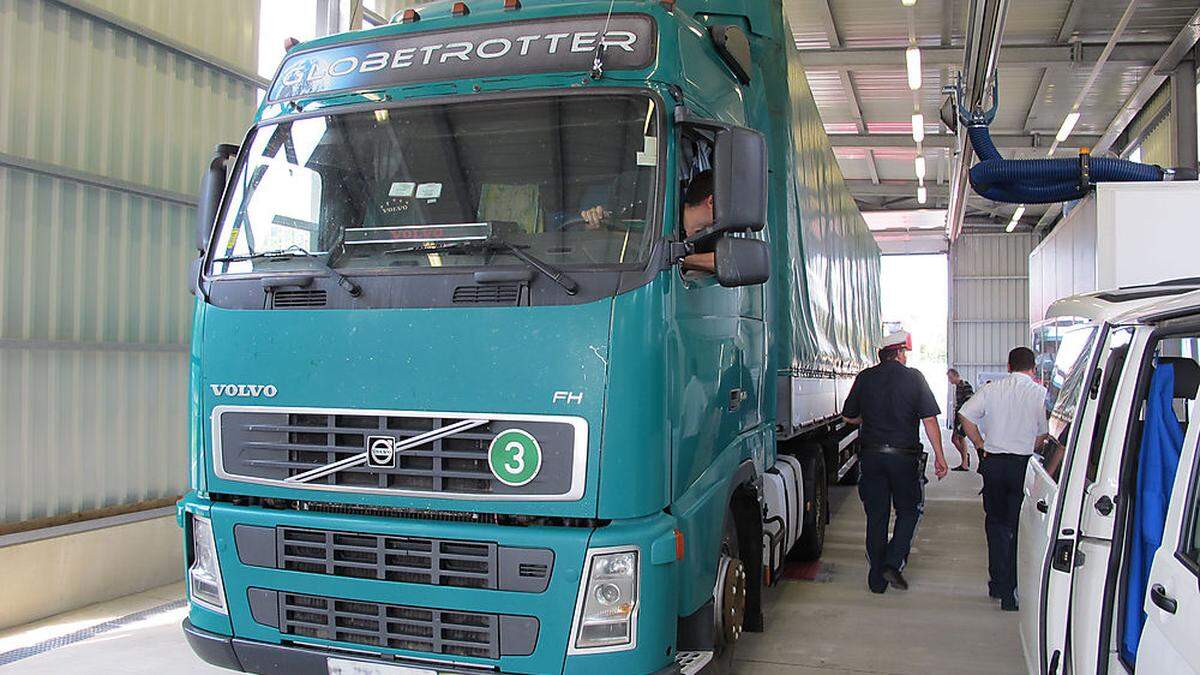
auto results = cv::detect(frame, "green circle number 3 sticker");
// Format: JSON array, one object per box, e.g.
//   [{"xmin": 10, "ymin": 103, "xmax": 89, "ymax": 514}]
[{"xmin": 488, "ymin": 428, "xmax": 542, "ymax": 487}]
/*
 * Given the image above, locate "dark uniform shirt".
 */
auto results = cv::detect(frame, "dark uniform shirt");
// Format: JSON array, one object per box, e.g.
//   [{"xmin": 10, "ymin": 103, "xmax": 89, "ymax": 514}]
[
  {"xmin": 842, "ymin": 360, "xmax": 941, "ymax": 449},
  {"xmin": 954, "ymin": 379, "xmax": 975, "ymax": 416}
]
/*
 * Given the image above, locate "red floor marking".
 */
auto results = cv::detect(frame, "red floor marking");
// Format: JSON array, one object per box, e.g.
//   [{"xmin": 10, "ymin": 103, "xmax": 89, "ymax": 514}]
[{"xmin": 783, "ymin": 561, "xmax": 822, "ymax": 581}]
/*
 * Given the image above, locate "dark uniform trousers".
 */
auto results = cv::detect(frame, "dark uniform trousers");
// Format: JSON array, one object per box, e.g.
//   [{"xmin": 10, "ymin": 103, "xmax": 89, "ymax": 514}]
[
  {"xmin": 858, "ymin": 450, "xmax": 925, "ymax": 592},
  {"xmin": 980, "ymin": 453, "xmax": 1030, "ymax": 601}
]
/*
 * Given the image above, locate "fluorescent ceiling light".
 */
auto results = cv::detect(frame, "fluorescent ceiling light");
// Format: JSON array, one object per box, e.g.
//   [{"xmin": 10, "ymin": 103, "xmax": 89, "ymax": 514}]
[
  {"xmin": 1007, "ymin": 205, "xmax": 1026, "ymax": 232},
  {"xmin": 1055, "ymin": 112, "xmax": 1081, "ymax": 142},
  {"xmin": 906, "ymin": 47, "xmax": 922, "ymax": 91},
  {"xmin": 911, "ymin": 113, "xmax": 925, "ymax": 143},
  {"xmin": 901, "ymin": 0, "xmax": 917, "ymax": 5},
  {"xmin": 917, "ymin": 185, "xmax": 927, "ymax": 204},
  {"xmin": 914, "ymin": 155, "xmax": 926, "ymax": 180}
]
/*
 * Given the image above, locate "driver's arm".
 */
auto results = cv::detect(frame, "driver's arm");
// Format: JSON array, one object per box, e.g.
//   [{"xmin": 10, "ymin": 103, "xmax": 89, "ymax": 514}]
[{"xmin": 682, "ymin": 252, "xmax": 715, "ymax": 273}]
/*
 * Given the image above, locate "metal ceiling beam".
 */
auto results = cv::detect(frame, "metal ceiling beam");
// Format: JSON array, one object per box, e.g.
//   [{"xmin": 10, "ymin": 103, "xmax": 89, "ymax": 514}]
[
  {"xmin": 1038, "ymin": 5, "xmax": 1200, "ymax": 237},
  {"xmin": 829, "ymin": 133, "xmax": 1098, "ymax": 149},
  {"xmin": 1057, "ymin": 0, "xmax": 1084, "ymax": 43},
  {"xmin": 797, "ymin": 42, "xmax": 1165, "ymax": 70},
  {"xmin": 847, "ymin": 180, "xmax": 951, "ymax": 198}
]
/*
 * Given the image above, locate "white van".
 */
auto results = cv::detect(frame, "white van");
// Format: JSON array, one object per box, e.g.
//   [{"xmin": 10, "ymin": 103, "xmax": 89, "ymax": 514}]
[{"xmin": 1020, "ymin": 282, "xmax": 1200, "ymax": 675}]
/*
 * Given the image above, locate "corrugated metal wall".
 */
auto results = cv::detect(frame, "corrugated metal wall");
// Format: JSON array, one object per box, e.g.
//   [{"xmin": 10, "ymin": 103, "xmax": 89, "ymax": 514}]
[
  {"xmin": 0, "ymin": 0, "xmax": 260, "ymax": 524},
  {"xmin": 948, "ymin": 232, "xmax": 1037, "ymax": 389}
]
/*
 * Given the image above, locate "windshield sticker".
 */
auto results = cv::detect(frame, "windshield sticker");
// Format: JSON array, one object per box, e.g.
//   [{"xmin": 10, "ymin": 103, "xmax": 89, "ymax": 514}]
[
  {"xmin": 388, "ymin": 181, "xmax": 416, "ymax": 198},
  {"xmin": 416, "ymin": 182, "xmax": 443, "ymax": 200},
  {"xmin": 268, "ymin": 14, "xmax": 655, "ymax": 103},
  {"xmin": 636, "ymin": 136, "xmax": 658, "ymax": 167}
]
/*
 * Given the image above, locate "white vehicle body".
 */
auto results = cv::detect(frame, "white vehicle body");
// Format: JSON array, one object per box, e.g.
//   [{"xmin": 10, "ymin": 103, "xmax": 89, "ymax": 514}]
[
  {"xmin": 1028, "ymin": 181, "xmax": 1200, "ymax": 325},
  {"xmin": 1020, "ymin": 283, "xmax": 1200, "ymax": 675}
]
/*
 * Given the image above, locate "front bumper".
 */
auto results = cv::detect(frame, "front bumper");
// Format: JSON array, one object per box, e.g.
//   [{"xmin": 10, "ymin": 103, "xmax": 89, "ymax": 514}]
[
  {"xmin": 180, "ymin": 495, "xmax": 681, "ymax": 674},
  {"xmin": 183, "ymin": 620, "xmax": 683, "ymax": 675}
]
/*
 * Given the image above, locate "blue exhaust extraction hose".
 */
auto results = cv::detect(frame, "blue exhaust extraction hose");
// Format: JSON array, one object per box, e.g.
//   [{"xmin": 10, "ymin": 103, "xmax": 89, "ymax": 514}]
[{"xmin": 966, "ymin": 124, "xmax": 1165, "ymax": 204}]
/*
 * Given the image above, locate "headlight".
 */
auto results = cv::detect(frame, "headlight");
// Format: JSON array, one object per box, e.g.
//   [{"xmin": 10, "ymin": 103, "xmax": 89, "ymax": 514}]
[
  {"xmin": 188, "ymin": 514, "xmax": 227, "ymax": 614},
  {"xmin": 570, "ymin": 548, "xmax": 639, "ymax": 652}
]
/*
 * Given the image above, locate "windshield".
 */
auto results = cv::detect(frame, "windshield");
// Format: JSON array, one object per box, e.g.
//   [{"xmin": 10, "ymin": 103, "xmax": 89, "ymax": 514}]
[{"xmin": 209, "ymin": 94, "xmax": 660, "ymax": 277}]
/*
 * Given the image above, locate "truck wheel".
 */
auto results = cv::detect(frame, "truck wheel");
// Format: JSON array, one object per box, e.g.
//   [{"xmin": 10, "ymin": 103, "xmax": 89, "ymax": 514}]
[
  {"xmin": 712, "ymin": 512, "xmax": 746, "ymax": 672},
  {"xmin": 792, "ymin": 452, "xmax": 827, "ymax": 561}
]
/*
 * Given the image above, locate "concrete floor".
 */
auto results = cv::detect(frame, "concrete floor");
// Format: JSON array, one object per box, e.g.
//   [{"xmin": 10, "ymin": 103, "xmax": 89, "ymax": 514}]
[
  {"xmin": 1, "ymin": 459, "xmax": 1022, "ymax": 674},
  {"xmin": 733, "ymin": 460, "xmax": 1024, "ymax": 675}
]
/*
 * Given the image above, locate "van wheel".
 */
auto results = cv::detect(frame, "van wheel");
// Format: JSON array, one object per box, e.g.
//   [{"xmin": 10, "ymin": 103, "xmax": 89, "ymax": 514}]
[
  {"xmin": 792, "ymin": 452, "xmax": 827, "ymax": 561},
  {"xmin": 712, "ymin": 513, "xmax": 746, "ymax": 672}
]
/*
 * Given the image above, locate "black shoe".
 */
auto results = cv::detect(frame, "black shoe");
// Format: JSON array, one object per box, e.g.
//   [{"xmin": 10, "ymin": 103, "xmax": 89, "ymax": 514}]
[
  {"xmin": 952, "ymin": 465, "xmax": 969, "ymax": 472},
  {"xmin": 1000, "ymin": 597, "xmax": 1019, "ymax": 611},
  {"xmin": 989, "ymin": 590, "xmax": 1002, "ymax": 599},
  {"xmin": 869, "ymin": 585, "xmax": 887, "ymax": 594},
  {"xmin": 882, "ymin": 567, "xmax": 909, "ymax": 591}
]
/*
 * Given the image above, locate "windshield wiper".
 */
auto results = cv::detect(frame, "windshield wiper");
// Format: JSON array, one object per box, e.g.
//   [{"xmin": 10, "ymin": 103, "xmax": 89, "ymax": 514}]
[
  {"xmin": 386, "ymin": 239, "xmax": 579, "ymax": 295},
  {"xmin": 213, "ymin": 246, "xmax": 361, "ymax": 297}
]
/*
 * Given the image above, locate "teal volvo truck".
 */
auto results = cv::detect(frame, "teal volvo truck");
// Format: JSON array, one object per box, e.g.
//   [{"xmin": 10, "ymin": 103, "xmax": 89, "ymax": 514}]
[{"xmin": 181, "ymin": 1, "xmax": 881, "ymax": 673}]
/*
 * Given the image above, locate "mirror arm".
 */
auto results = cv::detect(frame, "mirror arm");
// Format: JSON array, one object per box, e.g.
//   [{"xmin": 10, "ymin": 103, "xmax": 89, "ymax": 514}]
[{"xmin": 674, "ymin": 105, "xmax": 734, "ymax": 132}]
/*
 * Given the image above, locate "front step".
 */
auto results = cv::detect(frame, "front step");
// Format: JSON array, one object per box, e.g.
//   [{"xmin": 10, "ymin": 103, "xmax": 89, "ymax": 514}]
[{"xmin": 676, "ymin": 650, "xmax": 715, "ymax": 674}]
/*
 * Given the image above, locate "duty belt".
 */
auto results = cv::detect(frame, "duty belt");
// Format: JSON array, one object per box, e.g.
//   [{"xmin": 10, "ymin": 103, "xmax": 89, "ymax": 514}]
[{"xmin": 861, "ymin": 444, "xmax": 924, "ymax": 457}]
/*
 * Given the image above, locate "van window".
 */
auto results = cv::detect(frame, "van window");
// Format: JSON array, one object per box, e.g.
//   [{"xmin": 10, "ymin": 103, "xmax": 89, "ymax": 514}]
[
  {"xmin": 1184, "ymin": 462, "xmax": 1200, "ymax": 573},
  {"xmin": 1036, "ymin": 324, "xmax": 1099, "ymax": 480}
]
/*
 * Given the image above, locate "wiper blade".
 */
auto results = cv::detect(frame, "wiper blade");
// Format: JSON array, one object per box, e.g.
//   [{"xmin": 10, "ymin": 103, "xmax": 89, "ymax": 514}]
[
  {"xmin": 213, "ymin": 246, "xmax": 361, "ymax": 297},
  {"xmin": 387, "ymin": 239, "xmax": 578, "ymax": 295},
  {"xmin": 212, "ymin": 246, "xmax": 321, "ymax": 263}
]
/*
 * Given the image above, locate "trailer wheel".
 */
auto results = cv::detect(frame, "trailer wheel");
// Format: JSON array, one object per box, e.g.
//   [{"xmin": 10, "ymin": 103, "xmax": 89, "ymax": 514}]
[
  {"xmin": 792, "ymin": 452, "xmax": 827, "ymax": 561},
  {"xmin": 712, "ymin": 512, "xmax": 745, "ymax": 673}
]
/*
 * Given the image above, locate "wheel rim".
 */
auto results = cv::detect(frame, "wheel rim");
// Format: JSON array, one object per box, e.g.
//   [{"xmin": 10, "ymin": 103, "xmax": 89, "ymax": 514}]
[{"xmin": 713, "ymin": 554, "xmax": 747, "ymax": 646}]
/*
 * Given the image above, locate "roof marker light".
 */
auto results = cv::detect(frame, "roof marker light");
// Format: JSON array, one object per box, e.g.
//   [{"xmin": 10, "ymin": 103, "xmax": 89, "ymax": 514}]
[
  {"xmin": 911, "ymin": 113, "xmax": 925, "ymax": 143},
  {"xmin": 906, "ymin": 47, "xmax": 922, "ymax": 91}
]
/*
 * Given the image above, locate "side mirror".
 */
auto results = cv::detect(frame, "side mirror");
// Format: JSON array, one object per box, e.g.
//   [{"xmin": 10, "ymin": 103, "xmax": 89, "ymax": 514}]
[
  {"xmin": 196, "ymin": 143, "xmax": 239, "ymax": 253},
  {"xmin": 715, "ymin": 237, "xmax": 770, "ymax": 288},
  {"xmin": 712, "ymin": 126, "xmax": 767, "ymax": 234}
]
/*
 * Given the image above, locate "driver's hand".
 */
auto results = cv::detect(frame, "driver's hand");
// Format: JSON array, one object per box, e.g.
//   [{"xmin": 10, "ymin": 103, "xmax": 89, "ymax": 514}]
[{"xmin": 580, "ymin": 206, "xmax": 608, "ymax": 230}]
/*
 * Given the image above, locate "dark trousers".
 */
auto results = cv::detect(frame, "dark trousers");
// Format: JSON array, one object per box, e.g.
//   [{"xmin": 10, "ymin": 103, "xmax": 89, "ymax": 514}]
[
  {"xmin": 980, "ymin": 453, "xmax": 1030, "ymax": 600},
  {"xmin": 858, "ymin": 451, "xmax": 925, "ymax": 591}
]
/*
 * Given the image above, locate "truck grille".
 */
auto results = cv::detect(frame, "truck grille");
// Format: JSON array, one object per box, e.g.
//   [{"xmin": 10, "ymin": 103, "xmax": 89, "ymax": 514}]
[
  {"xmin": 260, "ymin": 526, "xmax": 552, "ymax": 592},
  {"xmin": 276, "ymin": 592, "xmax": 537, "ymax": 659},
  {"xmin": 282, "ymin": 592, "xmax": 497, "ymax": 658},
  {"xmin": 213, "ymin": 407, "xmax": 583, "ymax": 499}
]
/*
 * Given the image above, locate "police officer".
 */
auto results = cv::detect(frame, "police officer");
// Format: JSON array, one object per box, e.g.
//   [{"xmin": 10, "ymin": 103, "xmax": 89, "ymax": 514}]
[{"xmin": 842, "ymin": 331, "xmax": 949, "ymax": 593}]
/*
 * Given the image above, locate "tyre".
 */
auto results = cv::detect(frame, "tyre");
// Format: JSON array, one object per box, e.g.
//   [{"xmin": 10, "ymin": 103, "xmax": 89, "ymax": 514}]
[
  {"xmin": 792, "ymin": 451, "xmax": 827, "ymax": 561},
  {"xmin": 712, "ymin": 511, "xmax": 746, "ymax": 673}
]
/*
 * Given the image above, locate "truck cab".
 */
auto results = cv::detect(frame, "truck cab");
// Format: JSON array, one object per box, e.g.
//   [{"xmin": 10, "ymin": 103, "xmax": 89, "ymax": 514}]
[
  {"xmin": 1019, "ymin": 281, "xmax": 1200, "ymax": 675},
  {"xmin": 179, "ymin": 2, "xmax": 879, "ymax": 673}
]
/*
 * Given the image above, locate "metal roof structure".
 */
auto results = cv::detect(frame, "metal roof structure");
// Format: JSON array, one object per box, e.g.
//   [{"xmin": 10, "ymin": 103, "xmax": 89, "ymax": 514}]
[{"xmin": 784, "ymin": 0, "xmax": 1200, "ymax": 235}]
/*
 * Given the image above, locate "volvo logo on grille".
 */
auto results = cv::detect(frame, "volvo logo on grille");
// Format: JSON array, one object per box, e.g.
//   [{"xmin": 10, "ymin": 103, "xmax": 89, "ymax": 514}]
[{"xmin": 366, "ymin": 436, "xmax": 397, "ymax": 469}]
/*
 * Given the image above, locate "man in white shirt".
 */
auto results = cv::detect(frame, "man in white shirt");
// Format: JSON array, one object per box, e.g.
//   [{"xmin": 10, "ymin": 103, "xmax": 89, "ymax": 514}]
[{"xmin": 958, "ymin": 347, "xmax": 1049, "ymax": 611}]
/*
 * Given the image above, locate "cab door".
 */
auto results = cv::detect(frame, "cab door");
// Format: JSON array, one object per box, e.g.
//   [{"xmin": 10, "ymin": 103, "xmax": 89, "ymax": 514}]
[
  {"xmin": 1137, "ymin": 373, "xmax": 1200, "ymax": 673},
  {"xmin": 1017, "ymin": 322, "xmax": 1104, "ymax": 674}
]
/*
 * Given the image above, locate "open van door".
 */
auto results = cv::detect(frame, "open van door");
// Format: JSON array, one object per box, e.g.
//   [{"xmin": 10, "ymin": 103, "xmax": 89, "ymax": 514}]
[
  {"xmin": 1018, "ymin": 322, "xmax": 1103, "ymax": 674},
  {"xmin": 1137, "ymin": 363, "xmax": 1200, "ymax": 673}
]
